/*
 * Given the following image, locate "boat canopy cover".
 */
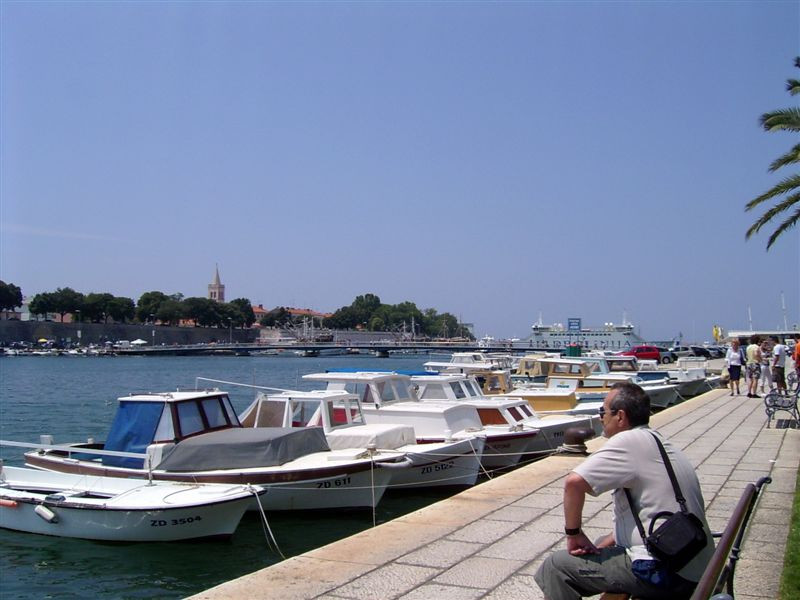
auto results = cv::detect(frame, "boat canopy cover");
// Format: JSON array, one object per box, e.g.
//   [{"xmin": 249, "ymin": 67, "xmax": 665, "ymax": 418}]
[
  {"xmin": 156, "ymin": 427, "xmax": 330, "ymax": 472},
  {"xmin": 103, "ymin": 401, "xmax": 166, "ymax": 469}
]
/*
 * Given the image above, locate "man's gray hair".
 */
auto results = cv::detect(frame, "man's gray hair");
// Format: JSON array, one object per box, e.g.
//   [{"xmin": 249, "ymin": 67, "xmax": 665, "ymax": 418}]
[{"xmin": 609, "ymin": 381, "xmax": 650, "ymax": 426}]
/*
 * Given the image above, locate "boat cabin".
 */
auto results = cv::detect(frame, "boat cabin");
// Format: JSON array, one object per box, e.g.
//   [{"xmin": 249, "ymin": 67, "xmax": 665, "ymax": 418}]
[
  {"xmin": 102, "ymin": 390, "xmax": 241, "ymax": 468},
  {"xmin": 411, "ymin": 373, "xmax": 537, "ymax": 428}
]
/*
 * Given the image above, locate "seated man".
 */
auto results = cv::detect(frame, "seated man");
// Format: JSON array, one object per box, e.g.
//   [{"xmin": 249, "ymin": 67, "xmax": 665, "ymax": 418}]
[{"xmin": 534, "ymin": 381, "xmax": 714, "ymax": 600}]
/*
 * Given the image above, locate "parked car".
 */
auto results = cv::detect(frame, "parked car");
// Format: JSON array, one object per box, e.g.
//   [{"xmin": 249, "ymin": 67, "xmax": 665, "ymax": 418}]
[
  {"xmin": 655, "ymin": 346, "xmax": 679, "ymax": 364},
  {"xmin": 705, "ymin": 346, "xmax": 726, "ymax": 359},
  {"xmin": 690, "ymin": 345, "xmax": 712, "ymax": 359},
  {"xmin": 669, "ymin": 345, "xmax": 694, "ymax": 358},
  {"xmin": 619, "ymin": 345, "xmax": 661, "ymax": 362}
]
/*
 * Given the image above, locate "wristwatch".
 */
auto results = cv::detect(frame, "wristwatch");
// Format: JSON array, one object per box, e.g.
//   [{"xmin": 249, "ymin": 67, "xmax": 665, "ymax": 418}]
[{"xmin": 564, "ymin": 526, "xmax": 581, "ymax": 536}]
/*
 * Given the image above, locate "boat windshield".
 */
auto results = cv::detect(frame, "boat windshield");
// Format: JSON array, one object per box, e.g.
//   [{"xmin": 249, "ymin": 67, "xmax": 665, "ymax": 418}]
[
  {"xmin": 449, "ymin": 382, "xmax": 467, "ymax": 399},
  {"xmin": 291, "ymin": 400, "xmax": 324, "ymax": 427}
]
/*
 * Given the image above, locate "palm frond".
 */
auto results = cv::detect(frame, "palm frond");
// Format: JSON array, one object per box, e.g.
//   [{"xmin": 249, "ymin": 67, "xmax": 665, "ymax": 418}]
[
  {"xmin": 788, "ymin": 78, "xmax": 800, "ymax": 95},
  {"xmin": 760, "ymin": 107, "xmax": 800, "ymax": 132},
  {"xmin": 746, "ymin": 191, "xmax": 800, "ymax": 238},
  {"xmin": 766, "ymin": 206, "xmax": 800, "ymax": 249},
  {"xmin": 794, "ymin": 56, "xmax": 800, "ymax": 69},
  {"xmin": 745, "ymin": 174, "xmax": 800, "ymax": 211},
  {"xmin": 768, "ymin": 143, "xmax": 800, "ymax": 172}
]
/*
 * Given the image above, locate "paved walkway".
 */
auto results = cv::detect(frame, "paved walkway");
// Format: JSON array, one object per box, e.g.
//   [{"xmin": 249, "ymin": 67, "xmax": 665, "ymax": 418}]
[{"xmin": 192, "ymin": 387, "xmax": 799, "ymax": 600}]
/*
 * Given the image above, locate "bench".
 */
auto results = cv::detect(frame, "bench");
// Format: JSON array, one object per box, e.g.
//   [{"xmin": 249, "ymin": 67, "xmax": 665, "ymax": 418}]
[
  {"xmin": 764, "ymin": 391, "xmax": 799, "ymax": 429},
  {"xmin": 689, "ymin": 476, "xmax": 772, "ymax": 599}
]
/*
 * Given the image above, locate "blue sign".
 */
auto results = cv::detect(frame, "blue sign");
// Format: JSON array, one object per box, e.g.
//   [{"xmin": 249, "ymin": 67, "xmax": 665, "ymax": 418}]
[{"xmin": 567, "ymin": 318, "xmax": 581, "ymax": 331}]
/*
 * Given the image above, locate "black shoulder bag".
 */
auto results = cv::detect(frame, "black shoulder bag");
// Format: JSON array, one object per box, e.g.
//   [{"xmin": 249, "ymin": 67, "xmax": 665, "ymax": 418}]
[{"xmin": 624, "ymin": 432, "xmax": 708, "ymax": 572}]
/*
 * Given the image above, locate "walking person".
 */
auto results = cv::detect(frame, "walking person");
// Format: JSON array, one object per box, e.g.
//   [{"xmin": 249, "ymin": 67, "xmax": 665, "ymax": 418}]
[
  {"xmin": 745, "ymin": 336, "xmax": 762, "ymax": 398},
  {"xmin": 760, "ymin": 338, "xmax": 774, "ymax": 394},
  {"xmin": 725, "ymin": 339, "xmax": 743, "ymax": 396},
  {"xmin": 534, "ymin": 381, "xmax": 713, "ymax": 600},
  {"xmin": 771, "ymin": 336, "xmax": 788, "ymax": 395}
]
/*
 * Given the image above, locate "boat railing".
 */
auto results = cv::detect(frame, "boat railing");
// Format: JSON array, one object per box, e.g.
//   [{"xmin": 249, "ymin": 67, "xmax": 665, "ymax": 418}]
[
  {"xmin": 0, "ymin": 439, "xmax": 157, "ymax": 481},
  {"xmin": 195, "ymin": 376, "xmax": 298, "ymax": 394}
]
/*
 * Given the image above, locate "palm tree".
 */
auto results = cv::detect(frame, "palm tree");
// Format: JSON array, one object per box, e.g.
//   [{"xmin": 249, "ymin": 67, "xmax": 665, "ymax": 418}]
[{"xmin": 745, "ymin": 57, "xmax": 800, "ymax": 250}]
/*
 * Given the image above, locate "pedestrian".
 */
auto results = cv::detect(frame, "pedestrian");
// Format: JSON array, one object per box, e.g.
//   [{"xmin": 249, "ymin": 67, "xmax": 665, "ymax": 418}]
[
  {"xmin": 534, "ymin": 381, "xmax": 714, "ymax": 600},
  {"xmin": 725, "ymin": 339, "xmax": 743, "ymax": 396},
  {"xmin": 771, "ymin": 336, "xmax": 788, "ymax": 395},
  {"xmin": 745, "ymin": 335, "xmax": 762, "ymax": 398},
  {"xmin": 759, "ymin": 338, "xmax": 774, "ymax": 394}
]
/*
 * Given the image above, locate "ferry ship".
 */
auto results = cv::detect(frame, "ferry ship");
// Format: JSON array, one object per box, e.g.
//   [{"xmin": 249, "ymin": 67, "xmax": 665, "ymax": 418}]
[{"xmin": 514, "ymin": 315, "xmax": 645, "ymax": 351}]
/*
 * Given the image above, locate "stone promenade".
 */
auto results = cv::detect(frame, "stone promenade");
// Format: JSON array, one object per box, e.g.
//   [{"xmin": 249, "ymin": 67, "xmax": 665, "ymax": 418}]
[{"xmin": 191, "ymin": 387, "xmax": 799, "ymax": 600}]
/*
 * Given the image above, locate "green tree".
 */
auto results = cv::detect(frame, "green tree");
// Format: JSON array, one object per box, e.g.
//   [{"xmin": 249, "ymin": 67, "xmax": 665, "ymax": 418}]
[
  {"xmin": 107, "ymin": 297, "xmax": 135, "ymax": 323},
  {"xmin": 260, "ymin": 307, "xmax": 291, "ymax": 327},
  {"xmin": 0, "ymin": 281, "xmax": 23, "ymax": 312},
  {"xmin": 746, "ymin": 57, "xmax": 800, "ymax": 249},
  {"xmin": 155, "ymin": 299, "xmax": 183, "ymax": 326},
  {"xmin": 229, "ymin": 298, "xmax": 256, "ymax": 328},
  {"xmin": 183, "ymin": 297, "xmax": 220, "ymax": 327},
  {"xmin": 136, "ymin": 291, "xmax": 169, "ymax": 323},
  {"xmin": 51, "ymin": 287, "xmax": 84, "ymax": 321},
  {"xmin": 28, "ymin": 292, "xmax": 56, "ymax": 320},
  {"xmin": 82, "ymin": 292, "xmax": 115, "ymax": 323}
]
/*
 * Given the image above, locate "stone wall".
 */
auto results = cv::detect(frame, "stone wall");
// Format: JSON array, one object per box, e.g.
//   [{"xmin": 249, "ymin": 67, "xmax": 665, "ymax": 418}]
[{"xmin": 0, "ymin": 320, "xmax": 259, "ymax": 346}]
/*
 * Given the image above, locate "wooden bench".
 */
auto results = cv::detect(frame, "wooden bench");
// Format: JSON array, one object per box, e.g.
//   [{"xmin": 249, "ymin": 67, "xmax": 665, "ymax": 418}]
[
  {"xmin": 689, "ymin": 476, "xmax": 772, "ymax": 599},
  {"xmin": 764, "ymin": 391, "xmax": 799, "ymax": 429}
]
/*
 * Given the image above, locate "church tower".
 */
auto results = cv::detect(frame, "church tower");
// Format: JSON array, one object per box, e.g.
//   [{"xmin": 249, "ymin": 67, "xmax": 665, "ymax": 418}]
[{"xmin": 208, "ymin": 264, "xmax": 225, "ymax": 303}]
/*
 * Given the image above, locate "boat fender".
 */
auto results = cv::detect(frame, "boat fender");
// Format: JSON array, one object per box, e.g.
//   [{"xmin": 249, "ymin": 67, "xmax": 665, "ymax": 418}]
[
  {"xmin": 0, "ymin": 499, "xmax": 18, "ymax": 508},
  {"xmin": 375, "ymin": 458, "xmax": 414, "ymax": 470},
  {"xmin": 34, "ymin": 504, "xmax": 59, "ymax": 523}
]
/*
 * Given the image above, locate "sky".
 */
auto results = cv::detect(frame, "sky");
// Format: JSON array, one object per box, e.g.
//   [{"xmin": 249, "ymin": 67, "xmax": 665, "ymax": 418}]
[{"xmin": 1, "ymin": 1, "xmax": 799, "ymax": 343}]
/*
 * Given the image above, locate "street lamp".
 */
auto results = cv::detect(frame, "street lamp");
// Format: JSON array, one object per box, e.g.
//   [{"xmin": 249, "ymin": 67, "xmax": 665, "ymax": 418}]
[{"xmin": 150, "ymin": 314, "xmax": 156, "ymax": 347}]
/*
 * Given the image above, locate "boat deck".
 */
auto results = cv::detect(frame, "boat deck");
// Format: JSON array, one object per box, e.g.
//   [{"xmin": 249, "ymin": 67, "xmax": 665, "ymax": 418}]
[{"xmin": 190, "ymin": 385, "xmax": 799, "ymax": 600}]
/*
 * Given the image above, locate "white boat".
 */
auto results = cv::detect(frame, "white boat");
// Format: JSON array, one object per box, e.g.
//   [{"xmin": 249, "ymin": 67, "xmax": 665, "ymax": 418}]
[
  {"xmin": 410, "ymin": 373, "xmax": 602, "ymax": 453},
  {"xmin": 238, "ymin": 389, "xmax": 485, "ymax": 489},
  {"xmin": 22, "ymin": 390, "xmax": 396, "ymax": 511},
  {"xmin": 0, "ymin": 465, "xmax": 259, "ymax": 541},
  {"xmin": 303, "ymin": 371, "xmax": 541, "ymax": 470}
]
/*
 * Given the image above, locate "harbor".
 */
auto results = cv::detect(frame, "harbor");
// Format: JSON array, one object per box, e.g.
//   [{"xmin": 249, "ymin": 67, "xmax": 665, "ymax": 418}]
[
  {"xmin": 1, "ymin": 351, "xmax": 796, "ymax": 598},
  {"xmin": 190, "ymin": 384, "xmax": 799, "ymax": 600}
]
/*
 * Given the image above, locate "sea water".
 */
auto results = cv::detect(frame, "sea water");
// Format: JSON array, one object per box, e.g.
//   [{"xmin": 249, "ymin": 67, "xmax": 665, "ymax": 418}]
[{"xmin": 0, "ymin": 354, "xmax": 451, "ymax": 599}]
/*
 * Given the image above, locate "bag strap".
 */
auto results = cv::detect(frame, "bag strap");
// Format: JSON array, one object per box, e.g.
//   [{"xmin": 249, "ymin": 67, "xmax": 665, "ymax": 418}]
[
  {"xmin": 647, "ymin": 431, "xmax": 689, "ymax": 514},
  {"xmin": 622, "ymin": 431, "xmax": 689, "ymax": 540}
]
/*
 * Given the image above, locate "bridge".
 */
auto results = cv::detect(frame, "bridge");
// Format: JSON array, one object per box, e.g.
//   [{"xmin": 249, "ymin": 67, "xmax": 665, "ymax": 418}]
[{"xmin": 116, "ymin": 340, "xmax": 542, "ymax": 357}]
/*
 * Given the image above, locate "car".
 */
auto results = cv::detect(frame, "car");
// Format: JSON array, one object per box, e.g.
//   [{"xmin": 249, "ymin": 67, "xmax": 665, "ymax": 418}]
[
  {"xmin": 619, "ymin": 345, "xmax": 661, "ymax": 362},
  {"xmin": 669, "ymin": 346, "xmax": 694, "ymax": 358},
  {"xmin": 655, "ymin": 346, "xmax": 679, "ymax": 364},
  {"xmin": 690, "ymin": 345, "xmax": 712, "ymax": 359}
]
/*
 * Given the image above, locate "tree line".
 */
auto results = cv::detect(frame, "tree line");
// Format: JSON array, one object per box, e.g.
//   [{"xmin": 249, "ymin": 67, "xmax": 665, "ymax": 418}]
[
  {"xmin": 321, "ymin": 293, "xmax": 473, "ymax": 339},
  {"xmin": 0, "ymin": 283, "xmax": 472, "ymax": 338}
]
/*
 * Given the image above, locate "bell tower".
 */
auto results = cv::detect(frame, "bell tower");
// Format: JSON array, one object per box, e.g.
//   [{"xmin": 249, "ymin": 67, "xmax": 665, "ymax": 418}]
[{"xmin": 208, "ymin": 264, "xmax": 225, "ymax": 303}]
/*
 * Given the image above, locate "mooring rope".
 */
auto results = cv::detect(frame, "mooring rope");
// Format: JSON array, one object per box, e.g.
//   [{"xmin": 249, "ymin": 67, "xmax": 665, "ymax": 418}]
[{"xmin": 250, "ymin": 485, "xmax": 285, "ymax": 559}]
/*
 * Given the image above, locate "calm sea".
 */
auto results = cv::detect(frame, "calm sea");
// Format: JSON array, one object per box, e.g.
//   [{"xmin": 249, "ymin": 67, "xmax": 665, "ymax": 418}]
[{"xmin": 0, "ymin": 353, "xmax": 453, "ymax": 599}]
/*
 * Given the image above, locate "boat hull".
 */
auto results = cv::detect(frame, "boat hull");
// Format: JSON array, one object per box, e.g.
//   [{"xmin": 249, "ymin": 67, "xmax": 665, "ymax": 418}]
[
  {"xmin": 0, "ymin": 495, "xmax": 253, "ymax": 541},
  {"xmin": 387, "ymin": 438, "xmax": 485, "ymax": 489},
  {"xmin": 24, "ymin": 452, "xmax": 392, "ymax": 511}
]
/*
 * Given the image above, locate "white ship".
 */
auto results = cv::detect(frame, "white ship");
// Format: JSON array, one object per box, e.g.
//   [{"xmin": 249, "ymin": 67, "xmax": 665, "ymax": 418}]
[{"xmin": 514, "ymin": 315, "xmax": 645, "ymax": 351}]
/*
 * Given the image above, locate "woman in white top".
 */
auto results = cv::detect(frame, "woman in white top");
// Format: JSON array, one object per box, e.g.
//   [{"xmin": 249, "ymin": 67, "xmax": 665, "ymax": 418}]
[{"xmin": 725, "ymin": 339, "xmax": 743, "ymax": 396}]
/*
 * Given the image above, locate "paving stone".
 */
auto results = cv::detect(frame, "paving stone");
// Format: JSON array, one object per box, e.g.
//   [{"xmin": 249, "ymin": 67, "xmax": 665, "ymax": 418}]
[
  {"xmin": 511, "ymin": 492, "xmax": 565, "ymax": 509},
  {"xmin": 331, "ymin": 564, "xmax": 440, "ymax": 600},
  {"xmin": 484, "ymin": 574, "xmax": 545, "ymax": 600},
  {"xmin": 733, "ymin": 559, "xmax": 782, "ymax": 597},
  {"xmin": 396, "ymin": 583, "xmax": 485, "ymax": 600},
  {"xmin": 434, "ymin": 556, "xmax": 526, "ymax": 589},
  {"xmin": 397, "ymin": 539, "xmax": 482, "ymax": 569},
  {"xmin": 697, "ymin": 464, "xmax": 735, "ymax": 476},
  {"xmin": 488, "ymin": 504, "xmax": 547, "ymax": 523},
  {"xmin": 479, "ymin": 527, "xmax": 562, "ymax": 559},
  {"xmin": 744, "ymin": 522, "xmax": 791, "ymax": 544},
  {"xmin": 739, "ymin": 538, "xmax": 790, "ymax": 562},
  {"xmin": 447, "ymin": 517, "xmax": 524, "ymax": 544}
]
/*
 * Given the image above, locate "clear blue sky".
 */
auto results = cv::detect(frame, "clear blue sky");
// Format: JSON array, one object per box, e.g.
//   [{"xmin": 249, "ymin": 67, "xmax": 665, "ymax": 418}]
[{"xmin": 1, "ymin": 1, "xmax": 798, "ymax": 342}]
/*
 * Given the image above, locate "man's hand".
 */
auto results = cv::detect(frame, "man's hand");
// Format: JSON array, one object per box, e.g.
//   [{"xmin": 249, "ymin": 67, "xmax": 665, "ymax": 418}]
[{"xmin": 566, "ymin": 531, "xmax": 599, "ymax": 556}]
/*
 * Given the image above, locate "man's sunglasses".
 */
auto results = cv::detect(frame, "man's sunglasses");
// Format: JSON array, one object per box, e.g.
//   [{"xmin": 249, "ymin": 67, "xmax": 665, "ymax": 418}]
[{"xmin": 597, "ymin": 407, "xmax": 619, "ymax": 418}]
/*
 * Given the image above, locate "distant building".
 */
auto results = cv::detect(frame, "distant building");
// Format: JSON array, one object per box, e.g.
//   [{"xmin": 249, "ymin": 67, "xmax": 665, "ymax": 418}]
[
  {"xmin": 287, "ymin": 307, "xmax": 333, "ymax": 320},
  {"xmin": 208, "ymin": 265, "xmax": 225, "ymax": 303},
  {"xmin": 252, "ymin": 304, "xmax": 269, "ymax": 327}
]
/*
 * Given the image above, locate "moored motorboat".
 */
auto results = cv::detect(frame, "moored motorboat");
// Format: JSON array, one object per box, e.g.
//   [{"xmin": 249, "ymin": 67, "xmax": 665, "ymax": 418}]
[
  {"xmin": 303, "ymin": 371, "xmax": 541, "ymax": 470},
  {"xmin": 238, "ymin": 388, "xmax": 485, "ymax": 489},
  {"xmin": 22, "ymin": 389, "xmax": 395, "ymax": 511},
  {"xmin": 0, "ymin": 465, "xmax": 260, "ymax": 541}
]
